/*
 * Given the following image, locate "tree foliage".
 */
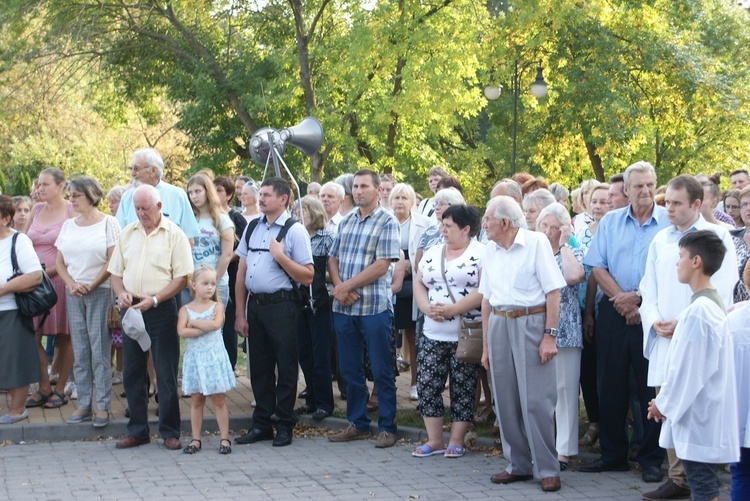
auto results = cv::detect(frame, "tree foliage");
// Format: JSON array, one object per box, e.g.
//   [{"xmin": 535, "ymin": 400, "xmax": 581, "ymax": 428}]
[{"xmin": 1, "ymin": 0, "xmax": 749, "ymax": 204}]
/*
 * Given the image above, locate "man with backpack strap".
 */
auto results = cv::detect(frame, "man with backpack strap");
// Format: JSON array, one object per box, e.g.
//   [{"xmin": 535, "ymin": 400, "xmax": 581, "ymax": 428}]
[{"xmin": 234, "ymin": 177, "xmax": 313, "ymax": 448}]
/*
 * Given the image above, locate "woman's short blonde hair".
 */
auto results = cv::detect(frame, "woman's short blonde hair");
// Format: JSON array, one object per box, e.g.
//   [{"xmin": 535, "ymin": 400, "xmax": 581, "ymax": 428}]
[{"xmin": 389, "ymin": 183, "xmax": 416, "ymax": 208}]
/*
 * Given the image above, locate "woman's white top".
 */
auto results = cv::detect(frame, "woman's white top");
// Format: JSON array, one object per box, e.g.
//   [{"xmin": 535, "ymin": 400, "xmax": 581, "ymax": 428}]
[
  {"xmin": 55, "ymin": 216, "xmax": 120, "ymax": 287},
  {"xmin": 418, "ymin": 239, "xmax": 484, "ymax": 342}
]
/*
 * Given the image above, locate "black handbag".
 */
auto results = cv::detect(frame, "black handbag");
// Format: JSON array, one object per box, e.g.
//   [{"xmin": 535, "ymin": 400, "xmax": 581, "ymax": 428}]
[{"xmin": 10, "ymin": 232, "xmax": 58, "ymax": 332}]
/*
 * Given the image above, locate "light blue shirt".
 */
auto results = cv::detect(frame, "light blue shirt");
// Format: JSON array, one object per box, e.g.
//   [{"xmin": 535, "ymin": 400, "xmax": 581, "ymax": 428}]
[
  {"xmin": 583, "ymin": 204, "xmax": 668, "ymax": 292},
  {"xmin": 235, "ymin": 211, "xmax": 313, "ymax": 294},
  {"xmin": 193, "ymin": 213, "xmax": 234, "ymax": 286},
  {"xmin": 116, "ymin": 181, "xmax": 200, "ymax": 239}
]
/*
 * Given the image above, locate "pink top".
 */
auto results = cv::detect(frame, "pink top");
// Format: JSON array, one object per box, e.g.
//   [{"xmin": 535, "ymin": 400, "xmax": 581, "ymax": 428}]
[{"xmin": 27, "ymin": 201, "xmax": 73, "ymax": 335}]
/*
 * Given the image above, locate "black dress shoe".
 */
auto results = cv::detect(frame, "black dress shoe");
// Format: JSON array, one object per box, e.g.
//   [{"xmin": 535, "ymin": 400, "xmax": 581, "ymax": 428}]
[
  {"xmin": 298, "ymin": 388, "xmax": 308, "ymax": 399},
  {"xmin": 235, "ymin": 428, "xmax": 274, "ymax": 445},
  {"xmin": 273, "ymin": 427, "xmax": 292, "ymax": 447},
  {"xmin": 578, "ymin": 459, "xmax": 630, "ymax": 473},
  {"xmin": 642, "ymin": 466, "xmax": 664, "ymax": 483}
]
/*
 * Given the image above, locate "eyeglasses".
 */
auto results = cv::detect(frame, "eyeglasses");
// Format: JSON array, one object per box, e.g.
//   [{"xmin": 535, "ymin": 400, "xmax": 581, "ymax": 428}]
[
  {"xmin": 130, "ymin": 164, "xmax": 148, "ymax": 171},
  {"xmin": 741, "ymin": 202, "xmax": 750, "ymax": 209},
  {"xmin": 725, "ymin": 205, "xmax": 740, "ymax": 210},
  {"xmin": 432, "ymin": 201, "xmax": 451, "ymax": 209}
]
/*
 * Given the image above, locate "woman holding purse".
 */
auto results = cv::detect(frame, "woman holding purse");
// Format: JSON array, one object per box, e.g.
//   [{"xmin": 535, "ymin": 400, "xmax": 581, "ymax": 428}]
[
  {"xmin": 55, "ymin": 177, "xmax": 120, "ymax": 427},
  {"xmin": 0, "ymin": 195, "xmax": 44, "ymax": 423},
  {"xmin": 412, "ymin": 205, "xmax": 484, "ymax": 458}
]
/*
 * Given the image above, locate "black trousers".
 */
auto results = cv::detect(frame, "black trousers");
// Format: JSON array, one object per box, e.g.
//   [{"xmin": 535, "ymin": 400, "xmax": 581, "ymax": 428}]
[
  {"xmin": 580, "ymin": 316, "xmax": 599, "ymax": 423},
  {"xmin": 247, "ymin": 299, "xmax": 300, "ymax": 431},
  {"xmin": 123, "ymin": 298, "xmax": 180, "ymax": 440},
  {"xmin": 596, "ymin": 298, "xmax": 664, "ymax": 468},
  {"xmin": 297, "ymin": 304, "xmax": 334, "ymax": 413}
]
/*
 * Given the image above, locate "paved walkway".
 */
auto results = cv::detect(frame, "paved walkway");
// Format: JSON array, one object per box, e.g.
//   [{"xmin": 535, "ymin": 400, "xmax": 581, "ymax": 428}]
[
  {"xmin": 0, "ymin": 434, "xmax": 732, "ymax": 501},
  {"xmin": 0, "ymin": 369, "xmax": 733, "ymax": 500}
]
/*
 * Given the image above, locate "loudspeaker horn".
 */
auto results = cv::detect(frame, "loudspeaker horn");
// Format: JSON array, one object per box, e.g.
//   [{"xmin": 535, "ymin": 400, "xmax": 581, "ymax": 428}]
[
  {"xmin": 279, "ymin": 117, "xmax": 324, "ymax": 157},
  {"xmin": 248, "ymin": 127, "xmax": 285, "ymax": 165}
]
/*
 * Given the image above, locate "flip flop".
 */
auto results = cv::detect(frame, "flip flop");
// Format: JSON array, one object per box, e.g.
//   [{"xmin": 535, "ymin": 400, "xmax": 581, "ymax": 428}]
[
  {"xmin": 26, "ymin": 390, "xmax": 51, "ymax": 408},
  {"xmin": 444, "ymin": 445, "xmax": 465, "ymax": 458},
  {"xmin": 42, "ymin": 390, "xmax": 68, "ymax": 409},
  {"xmin": 412, "ymin": 444, "xmax": 446, "ymax": 458}
]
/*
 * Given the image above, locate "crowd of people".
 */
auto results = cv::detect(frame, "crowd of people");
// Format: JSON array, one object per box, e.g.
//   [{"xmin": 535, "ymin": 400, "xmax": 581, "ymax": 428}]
[{"xmin": 1, "ymin": 150, "xmax": 750, "ymax": 499}]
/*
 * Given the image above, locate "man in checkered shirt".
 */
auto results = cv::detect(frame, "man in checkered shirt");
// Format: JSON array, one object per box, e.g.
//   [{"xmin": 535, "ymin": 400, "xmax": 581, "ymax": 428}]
[{"xmin": 327, "ymin": 169, "xmax": 401, "ymax": 449}]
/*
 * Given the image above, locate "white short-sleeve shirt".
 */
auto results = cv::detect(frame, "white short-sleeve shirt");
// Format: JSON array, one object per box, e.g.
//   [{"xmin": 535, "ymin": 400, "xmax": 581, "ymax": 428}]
[
  {"xmin": 55, "ymin": 216, "xmax": 120, "ymax": 287},
  {"xmin": 479, "ymin": 229, "xmax": 566, "ymax": 307}
]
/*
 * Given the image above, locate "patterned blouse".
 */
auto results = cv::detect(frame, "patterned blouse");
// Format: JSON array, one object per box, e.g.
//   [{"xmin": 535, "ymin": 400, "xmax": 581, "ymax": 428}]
[
  {"xmin": 732, "ymin": 228, "xmax": 749, "ymax": 303},
  {"xmin": 555, "ymin": 247, "xmax": 584, "ymax": 349}
]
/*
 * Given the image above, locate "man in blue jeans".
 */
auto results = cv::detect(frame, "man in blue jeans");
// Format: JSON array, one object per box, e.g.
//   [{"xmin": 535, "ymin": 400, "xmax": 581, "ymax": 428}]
[{"xmin": 327, "ymin": 169, "xmax": 400, "ymax": 448}]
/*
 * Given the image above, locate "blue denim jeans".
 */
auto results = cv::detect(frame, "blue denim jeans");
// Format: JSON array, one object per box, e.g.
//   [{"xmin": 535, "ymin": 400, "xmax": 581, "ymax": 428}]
[
  {"xmin": 334, "ymin": 310, "xmax": 396, "ymax": 433},
  {"xmin": 682, "ymin": 459, "xmax": 719, "ymax": 501},
  {"xmin": 732, "ymin": 447, "xmax": 750, "ymax": 501}
]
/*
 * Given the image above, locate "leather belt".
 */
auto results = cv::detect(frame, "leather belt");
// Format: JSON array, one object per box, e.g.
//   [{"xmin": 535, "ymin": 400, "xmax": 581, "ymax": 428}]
[
  {"xmin": 249, "ymin": 289, "xmax": 294, "ymax": 305},
  {"xmin": 493, "ymin": 306, "xmax": 546, "ymax": 318}
]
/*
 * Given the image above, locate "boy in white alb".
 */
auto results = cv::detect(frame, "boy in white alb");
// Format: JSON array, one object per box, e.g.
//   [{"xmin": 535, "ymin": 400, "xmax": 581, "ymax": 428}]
[{"xmin": 647, "ymin": 230, "xmax": 739, "ymax": 501}]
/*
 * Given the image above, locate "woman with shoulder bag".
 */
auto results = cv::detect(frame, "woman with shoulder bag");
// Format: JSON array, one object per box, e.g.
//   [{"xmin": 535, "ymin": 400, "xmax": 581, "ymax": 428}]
[
  {"xmin": 412, "ymin": 205, "xmax": 484, "ymax": 458},
  {"xmin": 0, "ymin": 195, "xmax": 44, "ymax": 423},
  {"xmin": 55, "ymin": 177, "xmax": 120, "ymax": 427},
  {"xmin": 294, "ymin": 196, "xmax": 335, "ymax": 420}
]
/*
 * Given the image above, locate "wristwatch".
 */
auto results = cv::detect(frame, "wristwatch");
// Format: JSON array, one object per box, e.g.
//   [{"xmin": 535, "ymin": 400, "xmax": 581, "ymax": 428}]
[
  {"xmin": 152, "ymin": 296, "xmax": 159, "ymax": 308},
  {"xmin": 543, "ymin": 328, "xmax": 558, "ymax": 337}
]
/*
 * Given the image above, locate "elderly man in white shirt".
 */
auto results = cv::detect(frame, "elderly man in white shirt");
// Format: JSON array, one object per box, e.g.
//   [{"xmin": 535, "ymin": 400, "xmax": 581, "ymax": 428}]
[
  {"xmin": 728, "ymin": 264, "xmax": 750, "ymax": 499},
  {"xmin": 479, "ymin": 196, "xmax": 566, "ymax": 493},
  {"xmin": 639, "ymin": 175, "xmax": 737, "ymax": 501},
  {"xmin": 319, "ymin": 182, "xmax": 344, "ymax": 235}
]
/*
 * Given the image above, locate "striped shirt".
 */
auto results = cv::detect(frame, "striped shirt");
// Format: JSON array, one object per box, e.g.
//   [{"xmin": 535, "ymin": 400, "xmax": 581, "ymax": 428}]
[{"xmin": 331, "ymin": 205, "xmax": 400, "ymax": 316}]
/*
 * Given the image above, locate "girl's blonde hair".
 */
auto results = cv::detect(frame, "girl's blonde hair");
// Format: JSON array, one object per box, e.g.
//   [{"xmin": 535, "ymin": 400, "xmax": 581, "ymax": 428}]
[
  {"xmin": 187, "ymin": 173, "xmax": 224, "ymax": 232},
  {"xmin": 190, "ymin": 264, "xmax": 219, "ymax": 302}
]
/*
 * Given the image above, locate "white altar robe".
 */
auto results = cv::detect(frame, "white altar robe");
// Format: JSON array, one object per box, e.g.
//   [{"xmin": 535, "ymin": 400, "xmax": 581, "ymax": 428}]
[{"xmin": 655, "ymin": 296, "xmax": 739, "ymax": 463}]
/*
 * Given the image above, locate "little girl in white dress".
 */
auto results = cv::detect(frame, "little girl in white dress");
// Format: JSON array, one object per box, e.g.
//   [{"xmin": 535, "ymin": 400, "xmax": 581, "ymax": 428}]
[{"xmin": 178, "ymin": 265, "xmax": 236, "ymax": 454}]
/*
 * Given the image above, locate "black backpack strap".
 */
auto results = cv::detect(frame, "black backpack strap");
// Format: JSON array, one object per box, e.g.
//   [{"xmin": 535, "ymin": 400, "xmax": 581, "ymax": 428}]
[
  {"xmin": 245, "ymin": 216, "xmax": 297, "ymax": 251},
  {"xmin": 243, "ymin": 216, "xmax": 307, "ymax": 301}
]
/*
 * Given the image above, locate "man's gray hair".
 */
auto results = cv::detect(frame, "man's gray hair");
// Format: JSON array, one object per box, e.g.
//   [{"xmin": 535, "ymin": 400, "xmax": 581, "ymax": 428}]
[
  {"xmin": 489, "ymin": 196, "xmax": 525, "ymax": 228},
  {"xmin": 433, "ymin": 187, "xmax": 465, "ymax": 206},
  {"xmin": 320, "ymin": 181, "xmax": 345, "ymax": 200},
  {"xmin": 548, "ymin": 183, "xmax": 570, "ymax": 204},
  {"xmin": 537, "ymin": 202, "xmax": 571, "ymax": 228},
  {"xmin": 623, "ymin": 161, "xmax": 656, "ymax": 188},
  {"xmin": 334, "ymin": 173, "xmax": 354, "ymax": 197},
  {"xmin": 133, "ymin": 184, "xmax": 161, "ymax": 205},
  {"xmin": 522, "ymin": 188, "xmax": 556, "ymax": 211},
  {"xmin": 132, "ymin": 148, "xmax": 165, "ymax": 179},
  {"xmin": 491, "ymin": 179, "xmax": 522, "ymax": 201}
]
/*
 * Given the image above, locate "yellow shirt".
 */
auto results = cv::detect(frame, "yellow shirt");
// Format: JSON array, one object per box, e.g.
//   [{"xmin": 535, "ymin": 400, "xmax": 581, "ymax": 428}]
[{"xmin": 107, "ymin": 215, "xmax": 193, "ymax": 297}]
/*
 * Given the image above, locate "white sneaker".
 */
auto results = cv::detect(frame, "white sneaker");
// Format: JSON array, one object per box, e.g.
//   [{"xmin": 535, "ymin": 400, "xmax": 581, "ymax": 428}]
[
  {"xmin": 64, "ymin": 381, "xmax": 76, "ymax": 397},
  {"xmin": 409, "ymin": 385, "xmax": 418, "ymax": 401},
  {"xmin": 70, "ymin": 386, "xmax": 78, "ymax": 400}
]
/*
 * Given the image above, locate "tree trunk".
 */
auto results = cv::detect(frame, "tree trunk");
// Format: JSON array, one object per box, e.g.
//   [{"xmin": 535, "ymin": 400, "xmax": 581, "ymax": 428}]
[{"xmin": 584, "ymin": 140, "xmax": 605, "ymax": 182}]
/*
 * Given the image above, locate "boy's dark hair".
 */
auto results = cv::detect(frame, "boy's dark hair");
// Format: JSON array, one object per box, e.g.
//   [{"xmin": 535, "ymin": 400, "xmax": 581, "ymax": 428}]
[{"xmin": 678, "ymin": 230, "xmax": 726, "ymax": 277}]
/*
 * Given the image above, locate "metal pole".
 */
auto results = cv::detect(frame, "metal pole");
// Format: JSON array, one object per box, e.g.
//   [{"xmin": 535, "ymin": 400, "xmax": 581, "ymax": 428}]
[{"xmin": 511, "ymin": 59, "xmax": 518, "ymax": 176}]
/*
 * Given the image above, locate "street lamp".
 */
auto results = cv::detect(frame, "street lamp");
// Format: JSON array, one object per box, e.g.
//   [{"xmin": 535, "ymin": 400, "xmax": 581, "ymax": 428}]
[{"xmin": 484, "ymin": 61, "xmax": 548, "ymax": 175}]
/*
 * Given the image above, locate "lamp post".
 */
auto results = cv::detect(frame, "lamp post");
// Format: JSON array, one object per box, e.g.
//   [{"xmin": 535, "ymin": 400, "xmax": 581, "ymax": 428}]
[{"xmin": 484, "ymin": 61, "xmax": 548, "ymax": 175}]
